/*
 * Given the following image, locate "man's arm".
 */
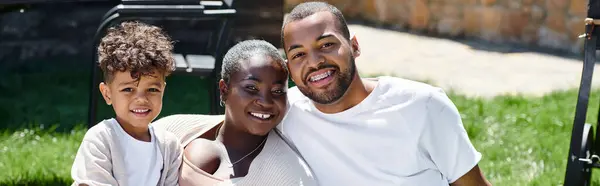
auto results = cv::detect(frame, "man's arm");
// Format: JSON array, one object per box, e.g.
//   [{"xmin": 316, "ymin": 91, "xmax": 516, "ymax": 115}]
[
  {"xmin": 420, "ymin": 88, "xmax": 491, "ymax": 185},
  {"xmin": 450, "ymin": 165, "xmax": 492, "ymax": 186}
]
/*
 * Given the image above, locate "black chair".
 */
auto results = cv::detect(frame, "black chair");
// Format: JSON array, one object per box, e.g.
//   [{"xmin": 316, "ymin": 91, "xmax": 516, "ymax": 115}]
[{"xmin": 87, "ymin": 0, "xmax": 236, "ymax": 128}]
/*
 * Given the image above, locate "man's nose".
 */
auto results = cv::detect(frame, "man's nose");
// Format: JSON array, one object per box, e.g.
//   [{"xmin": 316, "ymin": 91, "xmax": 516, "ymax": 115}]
[{"xmin": 306, "ymin": 52, "xmax": 325, "ymax": 69}]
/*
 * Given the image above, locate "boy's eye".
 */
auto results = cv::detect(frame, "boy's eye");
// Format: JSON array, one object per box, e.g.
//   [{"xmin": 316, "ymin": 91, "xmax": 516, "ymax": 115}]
[
  {"xmin": 148, "ymin": 88, "xmax": 160, "ymax": 92},
  {"xmin": 121, "ymin": 88, "xmax": 133, "ymax": 92}
]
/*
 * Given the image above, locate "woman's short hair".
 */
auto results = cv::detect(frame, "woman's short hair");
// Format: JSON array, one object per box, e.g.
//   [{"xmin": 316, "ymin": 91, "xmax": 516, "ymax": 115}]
[{"xmin": 221, "ymin": 40, "xmax": 287, "ymax": 84}]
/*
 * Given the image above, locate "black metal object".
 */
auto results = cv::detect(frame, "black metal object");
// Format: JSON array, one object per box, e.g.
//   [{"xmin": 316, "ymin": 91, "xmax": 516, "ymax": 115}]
[
  {"xmin": 589, "ymin": 0, "xmax": 600, "ymax": 19},
  {"xmin": 0, "ymin": 0, "xmax": 110, "ymax": 4},
  {"xmin": 86, "ymin": 0, "xmax": 235, "ymax": 128},
  {"xmin": 564, "ymin": 1, "xmax": 600, "ymax": 185}
]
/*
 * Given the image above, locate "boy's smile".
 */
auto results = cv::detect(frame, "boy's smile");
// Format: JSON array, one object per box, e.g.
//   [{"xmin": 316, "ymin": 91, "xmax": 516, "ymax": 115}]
[{"xmin": 99, "ymin": 70, "xmax": 166, "ymax": 140}]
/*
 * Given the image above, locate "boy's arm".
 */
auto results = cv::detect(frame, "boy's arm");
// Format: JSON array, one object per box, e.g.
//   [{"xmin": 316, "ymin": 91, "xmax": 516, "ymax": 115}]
[
  {"xmin": 163, "ymin": 133, "xmax": 183, "ymax": 186},
  {"xmin": 71, "ymin": 138, "xmax": 118, "ymax": 186}
]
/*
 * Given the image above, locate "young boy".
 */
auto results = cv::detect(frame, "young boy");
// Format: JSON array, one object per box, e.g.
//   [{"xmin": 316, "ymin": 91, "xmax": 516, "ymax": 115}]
[{"xmin": 71, "ymin": 21, "xmax": 181, "ymax": 186}]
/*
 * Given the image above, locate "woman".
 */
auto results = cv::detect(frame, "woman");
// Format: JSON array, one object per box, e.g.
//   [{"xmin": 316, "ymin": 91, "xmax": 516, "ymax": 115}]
[{"xmin": 152, "ymin": 40, "xmax": 318, "ymax": 185}]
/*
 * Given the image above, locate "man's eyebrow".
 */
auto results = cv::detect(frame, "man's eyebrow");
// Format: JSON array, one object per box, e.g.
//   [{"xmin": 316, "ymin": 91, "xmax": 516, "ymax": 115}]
[
  {"xmin": 287, "ymin": 34, "xmax": 335, "ymax": 52},
  {"xmin": 288, "ymin": 44, "xmax": 302, "ymax": 53},
  {"xmin": 317, "ymin": 34, "xmax": 334, "ymax": 41}
]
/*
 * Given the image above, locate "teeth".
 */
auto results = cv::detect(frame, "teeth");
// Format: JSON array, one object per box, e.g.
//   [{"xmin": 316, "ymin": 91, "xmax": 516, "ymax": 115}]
[
  {"xmin": 250, "ymin": 112, "xmax": 272, "ymax": 119},
  {"xmin": 132, "ymin": 109, "xmax": 149, "ymax": 113},
  {"xmin": 310, "ymin": 71, "xmax": 332, "ymax": 82}
]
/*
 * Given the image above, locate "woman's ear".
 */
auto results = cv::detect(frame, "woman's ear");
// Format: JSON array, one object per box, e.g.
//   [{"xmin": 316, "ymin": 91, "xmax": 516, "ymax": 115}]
[{"xmin": 218, "ymin": 79, "xmax": 228, "ymax": 102}]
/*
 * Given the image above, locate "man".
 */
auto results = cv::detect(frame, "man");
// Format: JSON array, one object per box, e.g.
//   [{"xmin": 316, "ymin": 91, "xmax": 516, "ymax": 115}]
[{"xmin": 276, "ymin": 1, "xmax": 491, "ymax": 185}]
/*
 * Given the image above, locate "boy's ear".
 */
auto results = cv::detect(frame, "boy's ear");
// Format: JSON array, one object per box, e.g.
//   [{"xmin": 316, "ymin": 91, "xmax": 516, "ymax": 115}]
[
  {"xmin": 218, "ymin": 79, "xmax": 228, "ymax": 102},
  {"xmin": 99, "ymin": 82, "xmax": 112, "ymax": 105}
]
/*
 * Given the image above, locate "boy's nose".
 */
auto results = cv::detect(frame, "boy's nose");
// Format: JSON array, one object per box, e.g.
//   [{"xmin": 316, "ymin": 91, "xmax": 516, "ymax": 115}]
[{"xmin": 133, "ymin": 93, "xmax": 150, "ymax": 103}]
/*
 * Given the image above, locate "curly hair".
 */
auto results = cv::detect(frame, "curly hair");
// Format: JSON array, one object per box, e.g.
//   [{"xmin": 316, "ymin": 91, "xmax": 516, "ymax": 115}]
[{"xmin": 98, "ymin": 21, "xmax": 176, "ymax": 83}]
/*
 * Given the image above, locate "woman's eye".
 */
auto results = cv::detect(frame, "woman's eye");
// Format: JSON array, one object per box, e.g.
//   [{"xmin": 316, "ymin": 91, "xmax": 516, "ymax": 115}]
[
  {"xmin": 246, "ymin": 85, "xmax": 258, "ymax": 91},
  {"xmin": 273, "ymin": 89, "xmax": 285, "ymax": 95}
]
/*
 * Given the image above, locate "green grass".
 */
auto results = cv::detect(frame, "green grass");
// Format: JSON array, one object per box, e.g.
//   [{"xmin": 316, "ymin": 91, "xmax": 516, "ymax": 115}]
[
  {"xmin": 452, "ymin": 90, "xmax": 594, "ymax": 186},
  {"xmin": 0, "ymin": 126, "xmax": 85, "ymax": 186},
  {"xmin": 2, "ymin": 61, "xmax": 600, "ymax": 185}
]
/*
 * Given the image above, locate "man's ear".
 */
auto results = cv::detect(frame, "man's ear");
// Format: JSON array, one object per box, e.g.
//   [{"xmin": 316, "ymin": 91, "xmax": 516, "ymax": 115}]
[
  {"xmin": 350, "ymin": 34, "xmax": 361, "ymax": 58},
  {"xmin": 218, "ymin": 79, "xmax": 228, "ymax": 102},
  {"xmin": 99, "ymin": 82, "xmax": 112, "ymax": 105}
]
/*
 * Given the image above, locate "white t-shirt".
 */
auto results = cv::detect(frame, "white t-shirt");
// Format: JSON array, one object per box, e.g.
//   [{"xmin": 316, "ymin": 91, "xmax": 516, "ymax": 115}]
[
  {"xmin": 278, "ymin": 76, "xmax": 482, "ymax": 186},
  {"xmin": 110, "ymin": 119, "xmax": 163, "ymax": 186}
]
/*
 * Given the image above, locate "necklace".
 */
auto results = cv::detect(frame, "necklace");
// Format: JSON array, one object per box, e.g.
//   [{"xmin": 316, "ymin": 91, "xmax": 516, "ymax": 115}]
[{"xmin": 215, "ymin": 125, "xmax": 268, "ymax": 167}]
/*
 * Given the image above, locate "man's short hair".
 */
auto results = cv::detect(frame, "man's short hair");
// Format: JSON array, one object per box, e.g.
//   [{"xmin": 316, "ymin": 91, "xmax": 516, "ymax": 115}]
[
  {"xmin": 98, "ymin": 21, "xmax": 175, "ymax": 83},
  {"xmin": 281, "ymin": 1, "xmax": 351, "ymax": 47},
  {"xmin": 221, "ymin": 39, "xmax": 287, "ymax": 84}
]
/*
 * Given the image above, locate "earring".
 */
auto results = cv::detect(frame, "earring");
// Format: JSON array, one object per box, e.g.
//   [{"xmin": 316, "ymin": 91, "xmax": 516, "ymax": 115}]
[{"xmin": 219, "ymin": 99, "xmax": 225, "ymax": 107}]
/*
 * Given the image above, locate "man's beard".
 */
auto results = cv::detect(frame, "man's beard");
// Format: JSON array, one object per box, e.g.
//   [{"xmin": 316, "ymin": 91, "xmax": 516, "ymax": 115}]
[{"xmin": 298, "ymin": 57, "xmax": 356, "ymax": 105}]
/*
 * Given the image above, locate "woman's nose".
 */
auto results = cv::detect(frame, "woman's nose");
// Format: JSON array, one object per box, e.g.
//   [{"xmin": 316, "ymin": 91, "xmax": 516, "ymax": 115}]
[{"xmin": 255, "ymin": 92, "xmax": 274, "ymax": 108}]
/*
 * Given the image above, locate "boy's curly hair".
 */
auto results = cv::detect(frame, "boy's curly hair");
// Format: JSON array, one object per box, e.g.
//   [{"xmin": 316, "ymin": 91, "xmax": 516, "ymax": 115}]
[{"xmin": 98, "ymin": 21, "xmax": 176, "ymax": 83}]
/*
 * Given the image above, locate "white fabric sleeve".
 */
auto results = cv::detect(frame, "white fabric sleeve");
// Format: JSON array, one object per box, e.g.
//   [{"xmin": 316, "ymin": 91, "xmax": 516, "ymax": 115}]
[
  {"xmin": 163, "ymin": 132, "xmax": 183, "ymax": 186},
  {"xmin": 419, "ymin": 88, "xmax": 482, "ymax": 184},
  {"xmin": 70, "ymin": 138, "xmax": 118, "ymax": 186}
]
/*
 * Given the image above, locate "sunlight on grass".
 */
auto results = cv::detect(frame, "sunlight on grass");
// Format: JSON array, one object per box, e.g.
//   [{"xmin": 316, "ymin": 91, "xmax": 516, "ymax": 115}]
[
  {"xmin": 451, "ymin": 89, "xmax": 600, "ymax": 186},
  {"xmin": 0, "ymin": 125, "xmax": 85, "ymax": 185}
]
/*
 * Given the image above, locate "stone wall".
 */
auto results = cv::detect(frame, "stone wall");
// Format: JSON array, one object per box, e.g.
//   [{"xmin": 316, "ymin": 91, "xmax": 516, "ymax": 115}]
[{"xmin": 285, "ymin": 0, "xmax": 590, "ymax": 54}]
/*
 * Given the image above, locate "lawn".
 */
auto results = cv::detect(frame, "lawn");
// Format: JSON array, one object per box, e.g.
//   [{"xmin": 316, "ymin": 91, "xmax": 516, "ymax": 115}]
[{"xmin": 1, "ymin": 58, "xmax": 600, "ymax": 185}]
